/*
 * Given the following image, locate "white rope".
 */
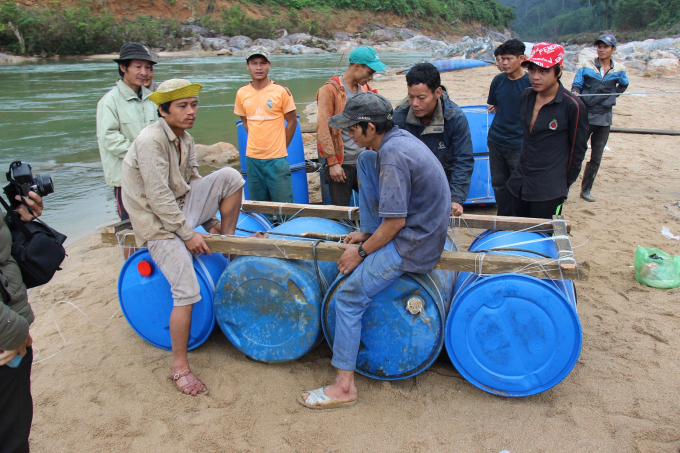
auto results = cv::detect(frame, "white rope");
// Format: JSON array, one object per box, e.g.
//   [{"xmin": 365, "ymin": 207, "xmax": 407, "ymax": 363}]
[{"xmin": 32, "ymin": 300, "xmax": 121, "ymax": 365}]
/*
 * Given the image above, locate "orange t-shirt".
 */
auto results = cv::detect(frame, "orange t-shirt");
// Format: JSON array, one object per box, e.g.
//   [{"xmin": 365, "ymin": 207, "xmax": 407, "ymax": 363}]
[{"xmin": 234, "ymin": 80, "xmax": 297, "ymax": 159}]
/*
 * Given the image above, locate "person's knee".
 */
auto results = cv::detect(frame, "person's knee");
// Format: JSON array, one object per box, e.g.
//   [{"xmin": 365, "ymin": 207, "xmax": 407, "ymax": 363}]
[{"xmin": 358, "ymin": 150, "xmax": 377, "ymax": 169}]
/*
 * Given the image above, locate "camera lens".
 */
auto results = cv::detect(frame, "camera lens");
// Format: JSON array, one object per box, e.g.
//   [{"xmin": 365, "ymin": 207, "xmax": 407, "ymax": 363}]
[{"xmin": 34, "ymin": 174, "xmax": 54, "ymax": 197}]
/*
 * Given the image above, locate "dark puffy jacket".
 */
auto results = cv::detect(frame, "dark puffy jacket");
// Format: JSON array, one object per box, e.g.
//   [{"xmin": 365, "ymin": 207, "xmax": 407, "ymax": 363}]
[
  {"xmin": 572, "ymin": 59, "xmax": 629, "ymax": 115},
  {"xmin": 0, "ymin": 209, "xmax": 33, "ymax": 351},
  {"xmin": 392, "ymin": 90, "xmax": 474, "ymax": 205}
]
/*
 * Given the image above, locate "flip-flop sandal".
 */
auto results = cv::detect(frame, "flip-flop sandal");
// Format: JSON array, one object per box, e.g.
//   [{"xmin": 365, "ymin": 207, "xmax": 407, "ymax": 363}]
[
  {"xmin": 297, "ymin": 387, "xmax": 357, "ymax": 410},
  {"xmin": 169, "ymin": 370, "xmax": 208, "ymax": 396}
]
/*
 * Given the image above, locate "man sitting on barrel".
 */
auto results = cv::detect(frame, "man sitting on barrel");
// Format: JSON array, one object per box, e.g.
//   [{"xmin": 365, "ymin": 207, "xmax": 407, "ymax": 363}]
[
  {"xmin": 298, "ymin": 93, "xmax": 451, "ymax": 409},
  {"xmin": 122, "ymin": 79, "xmax": 245, "ymax": 396}
]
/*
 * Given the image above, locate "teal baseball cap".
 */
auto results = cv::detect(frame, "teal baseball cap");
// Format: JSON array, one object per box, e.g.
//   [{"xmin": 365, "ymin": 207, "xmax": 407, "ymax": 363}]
[{"xmin": 349, "ymin": 46, "xmax": 389, "ymax": 72}]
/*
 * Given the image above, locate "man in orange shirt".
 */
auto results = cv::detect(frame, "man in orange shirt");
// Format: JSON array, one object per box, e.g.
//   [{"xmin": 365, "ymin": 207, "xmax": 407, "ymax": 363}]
[{"xmin": 234, "ymin": 47, "xmax": 297, "ymax": 203}]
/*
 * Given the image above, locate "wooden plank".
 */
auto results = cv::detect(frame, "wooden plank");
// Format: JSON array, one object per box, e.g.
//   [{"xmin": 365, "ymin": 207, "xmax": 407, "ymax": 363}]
[
  {"xmin": 240, "ymin": 201, "xmax": 570, "ymax": 232},
  {"xmin": 300, "ymin": 123, "xmax": 317, "ymax": 134},
  {"xmin": 99, "ymin": 233, "xmax": 588, "ymax": 280},
  {"xmin": 552, "ymin": 214, "xmax": 577, "ymax": 271},
  {"xmin": 103, "ymin": 220, "xmax": 132, "ymax": 234},
  {"xmin": 610, "ymin": 126, "xmax": 680, "ymax": 136}
]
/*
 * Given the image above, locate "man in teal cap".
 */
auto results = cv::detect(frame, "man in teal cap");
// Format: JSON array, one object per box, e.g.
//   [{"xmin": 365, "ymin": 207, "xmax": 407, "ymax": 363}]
[{"xmin": 316, "ymin": 46, "xmax": 388, "ymax": 206}]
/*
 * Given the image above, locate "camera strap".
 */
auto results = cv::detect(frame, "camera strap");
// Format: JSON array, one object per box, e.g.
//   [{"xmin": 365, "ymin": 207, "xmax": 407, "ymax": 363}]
[{"xmin": 0, "ymin": 195, "xmax": 37, "ymax": 240}]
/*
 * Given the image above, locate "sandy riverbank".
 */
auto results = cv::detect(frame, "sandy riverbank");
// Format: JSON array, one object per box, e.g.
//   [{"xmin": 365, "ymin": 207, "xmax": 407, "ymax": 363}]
[{"xmin": 25, "ymin": 66, "xmax": 680, "ymax": 452}]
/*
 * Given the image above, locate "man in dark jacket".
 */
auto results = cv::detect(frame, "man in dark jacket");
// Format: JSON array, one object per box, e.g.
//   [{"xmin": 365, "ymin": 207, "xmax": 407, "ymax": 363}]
[
  {"xmin": 502, "ymin": 42, "xmax": 589, "ymax": 219},
  {"xmin": 392, "ymin": 63, "xmax": 474, "ymax": 216},
  {"xmin": 572, "ymin": 34, "xmax": 629, "ymax": 202},
  {"xmin": 0, "ymin": 191, "xmax": 44, "ymax": 453}
]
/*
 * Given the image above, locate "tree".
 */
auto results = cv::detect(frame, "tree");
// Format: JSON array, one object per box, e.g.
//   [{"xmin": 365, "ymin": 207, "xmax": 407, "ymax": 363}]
[{"xmin": 0, "ymin": 1, "xmax": 29, "ymax": 54}]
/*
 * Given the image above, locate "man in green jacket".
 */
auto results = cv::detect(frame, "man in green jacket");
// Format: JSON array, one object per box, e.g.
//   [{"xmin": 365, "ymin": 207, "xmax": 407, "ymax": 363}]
[
  {"xmin": 96, "ymin": 42, "xmax": 158, "ymax": 221},
  {"xmin": 0, "ymin": 191, "xmax": 44, "ymax": 453}
]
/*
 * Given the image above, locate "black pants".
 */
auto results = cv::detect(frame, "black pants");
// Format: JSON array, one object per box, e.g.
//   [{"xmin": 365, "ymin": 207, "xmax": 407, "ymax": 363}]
[
  {"xmin": 325, "ymin": 164, "xmax": 359, "ymax": 207},
  {"xmin": 0, "ymin": 347, "xmax": 33, "ymax": 453},
  {"xmin": 114, "ymin": 186, "xmax": 129, "ymax": 221},
  {"xmin": 488, "ymin": 141, "xmax": 522, "ymax": 210},
  {"xmin": 586, "ymin": 124, "xmax": 611, "ymax": 169},
  {"xmin": 498, "ymin": 192, "xmax": 565, "ymax": 219}
]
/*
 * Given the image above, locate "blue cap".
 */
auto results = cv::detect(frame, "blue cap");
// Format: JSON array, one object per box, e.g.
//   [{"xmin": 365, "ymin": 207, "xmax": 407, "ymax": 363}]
[
  {"xmin": 595, "ymin": 34, "xmax": 617, "ymax": 47},
  {"xmin": 349, "ymin": 46, "xmax": 389, "ymax": 72}
]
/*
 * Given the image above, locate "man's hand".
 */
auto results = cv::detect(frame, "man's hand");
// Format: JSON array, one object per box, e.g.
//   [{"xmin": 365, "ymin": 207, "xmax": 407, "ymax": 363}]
[
  {"xmin": 0, "ymin": 332, "xmax": 32, "ymax": 366},
  {"xmin": 184, "ymin": 232, "xmax": 211, "ymax": 255},
  {"xmin": 328, "ymin": 164, "xmax": 346, "ymax": 183},
  {"xmin": 487, "ymin": 105, "xmax": 498, "ymax": 113},
  {"xmin": 344, "ymin": 231, "xmax": 371, "ymax": 244},
  {"xmin": 337, "ymin": 244, "xmax": 363, "ymax": 275},
  {"xmin": 15, "ymin": 191, "xmax": 43, "ymax": 222},
  {"xmin": 451, "ymin": 202, "xmax": 464, "ymax": 216}
]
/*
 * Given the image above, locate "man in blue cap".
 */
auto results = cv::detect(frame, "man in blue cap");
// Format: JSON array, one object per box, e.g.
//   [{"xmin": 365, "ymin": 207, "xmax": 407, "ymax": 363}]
[
  {"xmin": 298, "ymin": 92, "xmax": 451, "ymax": 409},
  {"xmin": 316, "ymin": 46, "xmax": 388, "ymax": 206},
  {"xmin": 572, "ymin": 34, "xmax": 629, "ymax": 202}
]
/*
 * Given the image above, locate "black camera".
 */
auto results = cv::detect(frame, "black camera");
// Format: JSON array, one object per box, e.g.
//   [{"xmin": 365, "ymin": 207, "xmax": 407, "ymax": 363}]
[{"xmin": 3, "ymin": 161, "xmax": 54, "ymax": 208}]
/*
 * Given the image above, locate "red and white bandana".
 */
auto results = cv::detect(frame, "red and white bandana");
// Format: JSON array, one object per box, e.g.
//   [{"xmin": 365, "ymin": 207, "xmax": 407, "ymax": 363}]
[{"xmin": 522, "ymin": 42, "xmax": 565, "ymax": 68}]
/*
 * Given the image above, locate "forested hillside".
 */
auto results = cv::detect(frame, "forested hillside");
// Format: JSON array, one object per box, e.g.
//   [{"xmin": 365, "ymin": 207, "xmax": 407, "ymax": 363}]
[
  {"xmin": 0, "ymin": 0, "xmax": 515, "ymax": 55},
  {"xmin": 499, "ymin": 0, "xmax": 680, "ymax": 41}
]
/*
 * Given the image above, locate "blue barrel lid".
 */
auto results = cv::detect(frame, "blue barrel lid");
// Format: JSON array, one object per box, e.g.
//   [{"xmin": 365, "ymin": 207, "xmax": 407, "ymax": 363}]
[
  {"xmin": 118, "ymin": 249, "xmax": 225, "ymax": 351},
  {"xmin": 323, "ymin": 272, "xmax": 450, "ymax": 380},
  {"xmin": 446, "ymin": 273, "xmax": 582, "ymax": 397}
]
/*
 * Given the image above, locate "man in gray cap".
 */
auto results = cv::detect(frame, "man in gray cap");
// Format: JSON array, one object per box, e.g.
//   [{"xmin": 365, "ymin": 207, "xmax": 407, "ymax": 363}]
[
  {"xmin": 298, "ymin": 92, "xmax": 451, "ymax": 410},
  {"xmin": 96, "ymin": 42, "xmax": 158, "ymax": 222},
  {"xmin": 572, "ymin": 34, "xmax": 629, "ymax": 202}
]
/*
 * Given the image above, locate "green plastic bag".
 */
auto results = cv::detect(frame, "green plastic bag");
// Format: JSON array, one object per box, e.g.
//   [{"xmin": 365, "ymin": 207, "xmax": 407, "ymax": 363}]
[{"xmin": 634, "ymin": 246, "xmax": 680, "ymax": 289}]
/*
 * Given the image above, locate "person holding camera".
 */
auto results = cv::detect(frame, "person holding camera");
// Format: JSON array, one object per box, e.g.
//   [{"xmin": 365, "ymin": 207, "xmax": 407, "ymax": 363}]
[{"xmin": 0, "ymin": 190, "xmax": 44, "ymax": 453}]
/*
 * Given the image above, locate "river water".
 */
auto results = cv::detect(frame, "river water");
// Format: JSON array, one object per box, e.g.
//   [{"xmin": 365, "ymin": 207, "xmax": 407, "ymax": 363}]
[{"xmin": 0, "ymin": 52, "xmax": 431, "ymax": 243}]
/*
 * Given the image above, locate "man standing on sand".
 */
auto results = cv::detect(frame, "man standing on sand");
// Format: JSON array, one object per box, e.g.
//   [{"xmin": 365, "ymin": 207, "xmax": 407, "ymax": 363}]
[
  {"xmin": 501, "ymin": 43, "xmax": 589, "ymax": 219},
  {"xmin": 392, "ymin": 63, "xmax": 474, "ymax": 216},
  {"xmin": 122, "ymin": 79, "xmax": 245, "ymax": 396},
  {"xmin": 316, "ymin": 46, "xmax": 388, "ymax": 206},
  {"xmin": 486, "ymin": 39, "xmax": 532, "ymax": 210},
  {"xmin": 234, "ymin": 46, "xmax": 297, "ymax": 204},
  {"xmin": 96, "ymin": 42, "xmax": 158, "ymax": 221},
  {"xmin": 298, "ymin": 93, "xmax": 450, "ymax": 409},
  {"xmin": 571, "ymin": 34, "xmax": 629, "ymax": 202}
]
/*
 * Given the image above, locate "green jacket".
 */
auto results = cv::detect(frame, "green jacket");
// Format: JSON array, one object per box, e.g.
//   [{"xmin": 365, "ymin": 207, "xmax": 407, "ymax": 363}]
[
  {"xmin": 0, "ymin": 209, "xmax": 33, "ymax": 351},
  {"xmin": 96, "ymin": 80, "xmax": 157, "ymax": 187}
]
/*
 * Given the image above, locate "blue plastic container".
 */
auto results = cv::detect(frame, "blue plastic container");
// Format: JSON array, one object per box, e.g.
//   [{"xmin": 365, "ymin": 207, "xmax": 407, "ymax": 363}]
[
  {"xmin": 406, "ymin": 59, "xmax": 490, "ymax": 73},
  {"xmin": 460, "ymin": 105, "xmax": 496, "ymax": 206},
  {"xmin": 214, "ymin": 217, "xmax": 353, "ymax": 362},
  {"xmin": 446, "ymin": 230, "xmax": 581, "ymax": 397},
  {"xmin": 236, "ymin": 117, "xmax": 309, "ymax": 204},
  {"xmin": 118, "ymin": 250, "xmax": 228, "ymax": 351},
  {"xmin": 322, "ymin": 239, "xmax": 457, "ymax": 380},
  {"xmin": 194, "ymin": 211, "xmax": 273, "ymax": 236}
]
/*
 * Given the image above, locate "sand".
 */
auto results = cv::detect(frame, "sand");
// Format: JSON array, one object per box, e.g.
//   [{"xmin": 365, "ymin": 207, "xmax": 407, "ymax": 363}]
[{"xmin": 25, "ymin": 65, "xmax": 680, "ymax": 452}]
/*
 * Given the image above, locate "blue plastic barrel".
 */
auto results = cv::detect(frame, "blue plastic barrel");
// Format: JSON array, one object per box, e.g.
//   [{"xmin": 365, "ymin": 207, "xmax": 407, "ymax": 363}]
[
  {"xmin": 194, "ymin": 211, "xmax": 273, "ymax": 236},
  {"xmin": 322, "ymin": 239, "xmax": 457, "ymax": 380},
  {"xmin": 236, "ymin": 117, "xmax": 309, "ymax": 204},
  {"xmin": 213, "ymin": 217, "xmax": 353, "ymax": 362},
  {"xmin": 460, "ymin": 105, "xmax": 495, "ymax": 206},
  {"xmin": 118, "ymin": 250, "xmax": 228, "ymax": 351},
  {"xmin": 446, "ymin": 230, "xmax": 581, "ymax": 397}
]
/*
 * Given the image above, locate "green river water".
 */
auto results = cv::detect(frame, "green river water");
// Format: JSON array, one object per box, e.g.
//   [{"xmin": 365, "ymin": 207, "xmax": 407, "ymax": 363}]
[{"xmin": 0, "ymin": 52, "xmax": 432, "ymax": 243}]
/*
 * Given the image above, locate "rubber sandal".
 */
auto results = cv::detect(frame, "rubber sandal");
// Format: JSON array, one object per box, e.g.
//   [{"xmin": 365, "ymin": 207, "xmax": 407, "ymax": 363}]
[
  {"xmin": 297, "ymin": 386, "xmax": 357, "ymax": 410},
  {"xmin": 169, "ymin": 369, "xmax": 208, "ymax": 396}
]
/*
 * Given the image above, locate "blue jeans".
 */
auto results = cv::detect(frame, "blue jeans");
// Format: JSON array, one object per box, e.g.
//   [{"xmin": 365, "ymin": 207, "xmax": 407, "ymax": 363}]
[
  {"xmin": 331, "ymin": 241, "xmax": 404, "ymax": 371},
  {"xmin": 331, "ymin": 150, "xmax": 405, "ymax": 371}
]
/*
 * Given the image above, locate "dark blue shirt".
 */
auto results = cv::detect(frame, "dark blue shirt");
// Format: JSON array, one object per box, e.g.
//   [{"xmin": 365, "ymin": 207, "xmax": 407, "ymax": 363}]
[
  {"xmin": 377, "ymin": 126, "xmax": 451, "ymax": 274},
  {"xmin": 487, "ymin": 72, "xmax": 532, "ymax": 149}
]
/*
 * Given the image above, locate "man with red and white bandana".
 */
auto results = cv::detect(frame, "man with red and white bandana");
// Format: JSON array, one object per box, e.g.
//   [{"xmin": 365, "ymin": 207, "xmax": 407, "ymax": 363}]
[{"xmin": 501, "ymin": 42, "xmax": 589, "ymax": 219}]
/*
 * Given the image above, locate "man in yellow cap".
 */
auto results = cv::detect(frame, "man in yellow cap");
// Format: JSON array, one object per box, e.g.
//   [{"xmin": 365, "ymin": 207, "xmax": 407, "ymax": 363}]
[{"xmin": 122, "ymin": 79, "xmax": 245, "ymax": 396}]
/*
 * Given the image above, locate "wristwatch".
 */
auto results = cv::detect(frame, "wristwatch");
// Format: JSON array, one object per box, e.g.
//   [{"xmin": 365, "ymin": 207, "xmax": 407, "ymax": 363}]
[{"xmin": 357, "ymin": 244, "xmax": 368, "ymax": 259}]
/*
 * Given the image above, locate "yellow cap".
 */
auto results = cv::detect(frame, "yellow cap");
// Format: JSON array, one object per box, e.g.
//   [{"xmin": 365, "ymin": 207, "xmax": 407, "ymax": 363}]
[{"xmin": 149, "ymin": 78, "xmax": 203, "ymax": 105}]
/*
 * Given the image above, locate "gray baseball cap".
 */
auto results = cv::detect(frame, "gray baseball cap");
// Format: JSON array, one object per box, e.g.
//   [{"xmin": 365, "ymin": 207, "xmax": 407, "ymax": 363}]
[
  {"xmin": 328, "ymin": 92, "xmax": 393, "ymax": 129},
  {"xmin": 595, "ymin": 34, "xmax": 617, "ymax": 47},
  {"xmin": 246, "ymin": 46, "xmax": 271, "ymax": 62}
]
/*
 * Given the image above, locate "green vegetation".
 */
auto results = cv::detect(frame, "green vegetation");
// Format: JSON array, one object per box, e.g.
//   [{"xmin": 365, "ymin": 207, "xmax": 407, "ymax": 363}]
[
  {"xmin": 499, "ymin": 0, "xmax": 680, "ymax": 41},
  {"xmin": 0, "ymin": 0, "xmax": 516, "ymax": 56}
]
